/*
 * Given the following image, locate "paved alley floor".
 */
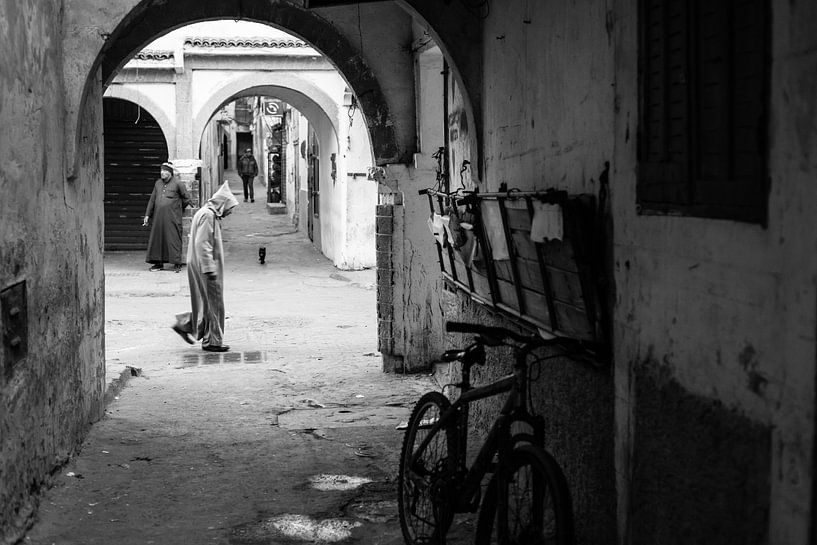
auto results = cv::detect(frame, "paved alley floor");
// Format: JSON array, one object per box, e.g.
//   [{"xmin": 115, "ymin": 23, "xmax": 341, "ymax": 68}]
[{"xmin": 22, "ymin": 177, "xmax": 474, "ymax": 544}]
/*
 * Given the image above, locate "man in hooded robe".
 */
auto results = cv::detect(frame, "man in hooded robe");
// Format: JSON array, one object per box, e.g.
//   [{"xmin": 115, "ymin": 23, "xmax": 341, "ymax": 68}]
[
  {"xmin": 143, "ymin": 162, "xmax": 192, "ymax": 272},
  {"xmin": 172, "ymin": 182, "xmax": 239, "ymax": 352}
]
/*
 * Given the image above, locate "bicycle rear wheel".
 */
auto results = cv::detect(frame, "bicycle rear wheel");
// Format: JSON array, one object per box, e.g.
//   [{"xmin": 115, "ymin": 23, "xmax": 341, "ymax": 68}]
[
  {"xmin": 398, "ymin": 391, "xmax": 458, "ymax": 545},
  {"xmin": 475, "ymin": 445, "xmax": 574, "ymax": 545}
]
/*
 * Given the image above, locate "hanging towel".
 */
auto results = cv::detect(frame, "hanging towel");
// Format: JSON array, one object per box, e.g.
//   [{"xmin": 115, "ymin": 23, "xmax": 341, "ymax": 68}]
[
  {"xmin": 530, "ymin": 202, "xmax": 563, "ymax": 242},
  {"xmin": 480, "ymin": 201, "xmax": 509, "ymax": 260},
  {"xmin": 427, "ymin": 213, "xmax": 447, "ymax": 246}
]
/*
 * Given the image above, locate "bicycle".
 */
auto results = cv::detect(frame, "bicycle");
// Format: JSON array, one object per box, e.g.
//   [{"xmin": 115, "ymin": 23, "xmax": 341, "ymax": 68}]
[{"xmin": 398, "ymin": 321, "xmax": 579, "ymax": 545}]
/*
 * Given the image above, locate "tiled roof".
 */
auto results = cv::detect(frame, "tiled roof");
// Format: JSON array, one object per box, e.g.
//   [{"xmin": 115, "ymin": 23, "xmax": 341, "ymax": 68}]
[
  {"xmin": 132, "ymin": 50, "xmax": 174, "ymax": 61},
  {"xmin": 183, "ymin": 37, "xmax": 310, "ymax": 49}
]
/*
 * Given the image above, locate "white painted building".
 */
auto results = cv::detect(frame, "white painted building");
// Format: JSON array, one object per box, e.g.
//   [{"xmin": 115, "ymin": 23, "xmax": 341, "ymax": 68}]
[{"xmin": 104, "ymin": 22, "xmax": 375, "ymax": 270}]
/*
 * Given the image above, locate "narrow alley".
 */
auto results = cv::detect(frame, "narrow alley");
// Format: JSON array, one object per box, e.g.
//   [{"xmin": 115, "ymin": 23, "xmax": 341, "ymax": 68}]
[
  {"xmin": 22, "ymin": 175, "xmax": 436, "ymax": 545},
  {"xmin": 4, "ymin": 2, "xmax": 817, "ymax": 543}
]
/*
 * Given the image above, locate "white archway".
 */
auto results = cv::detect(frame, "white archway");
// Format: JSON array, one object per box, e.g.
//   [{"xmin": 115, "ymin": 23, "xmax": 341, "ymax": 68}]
[
  {"xmin": 104, "ymin": 85, "xmax": 176, "ymax": 156},
  {"xmin": 192, "ymin": 72, "xmax": 343, "ymax": 151}
]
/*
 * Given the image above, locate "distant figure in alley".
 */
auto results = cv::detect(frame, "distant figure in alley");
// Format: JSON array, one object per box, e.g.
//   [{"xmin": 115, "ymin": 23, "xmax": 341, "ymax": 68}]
[
  {"xmin": 143, "ymin": 162, "xmax": 191, "ymax": 273},
  {"xmin": 172, "ymin": 182, "xmax": 239, "ymax": 352},
  {"xmin": 238, "ymin": 147, "xmax": 258, "ymax": 203}
]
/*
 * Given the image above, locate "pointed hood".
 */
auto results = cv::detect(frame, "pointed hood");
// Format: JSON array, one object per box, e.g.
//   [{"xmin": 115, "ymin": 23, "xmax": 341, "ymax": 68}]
[{"xmin": 207, "ymin": 182, "xmax": 239, "ymax": 217}]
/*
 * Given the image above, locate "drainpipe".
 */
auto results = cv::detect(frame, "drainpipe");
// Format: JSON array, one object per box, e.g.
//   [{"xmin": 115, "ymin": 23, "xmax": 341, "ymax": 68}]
[{"xmin": 442, "ymin": 58, "xmax": 450, "ymax": 194}]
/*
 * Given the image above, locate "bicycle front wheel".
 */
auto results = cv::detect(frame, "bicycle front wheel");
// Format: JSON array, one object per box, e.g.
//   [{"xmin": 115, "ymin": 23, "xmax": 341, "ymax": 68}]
[
  {"xmin": 475, "ymin": 445, "xmax": 574, "ymax": 545},
  {"xmin": 398, "ymin": 391, "xmax": 458, "ymax": 545}
]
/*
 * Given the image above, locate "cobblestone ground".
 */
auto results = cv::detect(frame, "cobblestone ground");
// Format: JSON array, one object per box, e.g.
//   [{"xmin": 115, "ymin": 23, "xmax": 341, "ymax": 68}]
[{"xmin": 22, "ymin": 176, "xmax": 479, "ymax": 544}]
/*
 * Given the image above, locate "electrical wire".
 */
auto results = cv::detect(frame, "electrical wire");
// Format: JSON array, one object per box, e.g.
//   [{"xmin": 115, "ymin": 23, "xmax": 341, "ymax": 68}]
[{"xmin": 526, "ymin": 352, "xmax": 567, "ymax": 417}]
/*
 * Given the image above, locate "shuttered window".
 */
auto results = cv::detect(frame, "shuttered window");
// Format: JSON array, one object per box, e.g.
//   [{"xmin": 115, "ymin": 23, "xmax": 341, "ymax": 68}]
[{"xmin": 637, "ymin": 0, "xmax": 769, "ymax": 223}]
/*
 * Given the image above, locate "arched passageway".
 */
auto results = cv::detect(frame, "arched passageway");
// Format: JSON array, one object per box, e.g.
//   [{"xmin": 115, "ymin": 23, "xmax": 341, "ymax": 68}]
[
  {"xmin": 83, "ymin": 1, "xmax": 404, "ymax": 167},
  {"xmin": 104, "ymin": 86, "xmax": 177, "ymax": 157},
  {"xmin": 103, "ymin": 97, "xmax": 170, "ymax": 250},
  {"xmin": 197, "ymin": 80, "xmax": 375, "ymax": 270},
  {"xmin": 193, "ymin": 75, "xmax": 343, "ymax": 147},
  {"xmin": 3, "ymin": 3, "xmax": 484, "ymax": 540}
]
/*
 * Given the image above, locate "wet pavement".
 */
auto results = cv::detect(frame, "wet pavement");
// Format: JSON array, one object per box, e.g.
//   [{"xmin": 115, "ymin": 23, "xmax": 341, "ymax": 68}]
[{"xmin": 21, "ymin": 173, "xmax": 474, "ymax": 544}]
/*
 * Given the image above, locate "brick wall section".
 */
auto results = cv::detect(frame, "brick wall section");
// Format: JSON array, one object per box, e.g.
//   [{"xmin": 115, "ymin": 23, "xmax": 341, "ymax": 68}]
[{"xmin": 376, "ymin": 204, "xmax": 396, "ymax": 367}]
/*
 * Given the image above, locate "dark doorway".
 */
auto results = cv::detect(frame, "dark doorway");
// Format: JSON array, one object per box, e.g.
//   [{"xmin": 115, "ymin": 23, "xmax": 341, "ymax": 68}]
[
  {"xmin": 103, "ymin": 97, "xmax": 169, "ymax": 251},
  {"xmin": 236, "ymin": 132, "xmax": 253, "ymax": 167},
  {"xmin": 222, "ymin": 134, "xmax": 229, "ymax": 170},
  {"xmin": 306, "ymin": 129, "xmax": 320, "ymax": 243}
]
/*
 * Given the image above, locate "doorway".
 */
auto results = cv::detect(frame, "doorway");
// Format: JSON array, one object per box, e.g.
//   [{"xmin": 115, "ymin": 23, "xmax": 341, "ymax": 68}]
[
  {"xmin": 237, "ymin": 133, "xmax": 253, "ymax": 162},
  {"xmin": 103, "ymin": 97, "xmax": 169, "ymax": 251},
  {"xmin": 306, "ymin": 129, "xmax": 320, "ymax": 243}
]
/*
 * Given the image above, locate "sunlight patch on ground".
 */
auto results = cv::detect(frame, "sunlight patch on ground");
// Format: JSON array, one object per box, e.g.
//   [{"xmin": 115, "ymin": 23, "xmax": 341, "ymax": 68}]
[
  {"xmin": 309, "ymin": 474, "xmax": 373, "ymax": 491},
  {"xmin": 264, "ymin": 514, "xmax": 361, "ymax": 542}
]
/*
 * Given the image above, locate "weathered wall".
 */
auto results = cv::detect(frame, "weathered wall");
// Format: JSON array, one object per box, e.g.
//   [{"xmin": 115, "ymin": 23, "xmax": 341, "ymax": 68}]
[
  {"xmin": 62, "ymin": 0, "xmax": 419, "ymax": 178},
  {"xmin": 4, "ymin": 0, "xmax": 813, "ymax": 542},
  {"xmin": 381, "ymin": 162, "xmax": 449, "ymax": 372},
  {"xmin": 339, "ymin": 104, "xmax": 377, "ymax": 270},
  {"xmin": 0, "ymin": 1, "xmax": 106, "ymax": 542},
  {"xmin": 612, "ymin": 0, "xmax": 816, "ymax": 541},
  {"xmin": 398, "ymin": 0, "xmax": 816, "ymax": 541},
  {"xmin": 417, "ymin": 3, "xmax": 619, "ymax": 542}
]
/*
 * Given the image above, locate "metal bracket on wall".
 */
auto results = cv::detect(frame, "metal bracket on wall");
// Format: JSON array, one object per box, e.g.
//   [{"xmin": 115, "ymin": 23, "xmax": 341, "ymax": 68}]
[
  {"xmin": 2, "ymin": 280, "xmax": 28, "ymax": 377},
  {"xmin": 305, "ymin": 0, "xmax": 384, "ymax": 7}
]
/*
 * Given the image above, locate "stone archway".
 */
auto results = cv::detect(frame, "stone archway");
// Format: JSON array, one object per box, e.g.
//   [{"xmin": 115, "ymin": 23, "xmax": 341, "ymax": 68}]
[
  {"xmin": 192, "ymin": 73, "xmax": 343, "ymax": 155},
  {"xmin": 66, "ymin": 1, "xmax": 411, "ymax": 183},
  {"xmin": 104, "ymin": 85, "xmax": 177, "ymax": 156},
  {"xmin": 62, "ymin": 0, "xmax": 491, "ymax": 373},
  {"xmin": 196, "ymin": 79, "xmax": 375, "ymax": 270}
]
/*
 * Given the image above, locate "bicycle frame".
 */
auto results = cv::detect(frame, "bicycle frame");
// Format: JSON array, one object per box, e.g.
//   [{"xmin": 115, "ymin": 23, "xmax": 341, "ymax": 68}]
[{"xmin": 410, "ymin": 352, "xmax": 545, "ymax": 513}]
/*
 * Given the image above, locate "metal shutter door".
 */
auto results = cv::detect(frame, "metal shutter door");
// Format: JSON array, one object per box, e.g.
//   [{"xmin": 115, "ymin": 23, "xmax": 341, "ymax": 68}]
[{"xmin": 103, "ymin": 97, "xmax": 169, "ymax": 251}]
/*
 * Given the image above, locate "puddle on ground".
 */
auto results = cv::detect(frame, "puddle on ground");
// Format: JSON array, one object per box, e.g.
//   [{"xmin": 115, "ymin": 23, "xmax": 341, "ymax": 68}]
[
  {"xmin": 345, "ymin": 500, "xmax": 398, "ymax": 524},
  {"xmin": 309, "ymin": 474, "xmax": 373, "ymax": 491},
  {"xmin": 232, "ymin": 515, "xmax": 361, "ymax": 543},
  {"xmin": 176, "ymin": 350, "xmax": 270, "ymax": 368}
]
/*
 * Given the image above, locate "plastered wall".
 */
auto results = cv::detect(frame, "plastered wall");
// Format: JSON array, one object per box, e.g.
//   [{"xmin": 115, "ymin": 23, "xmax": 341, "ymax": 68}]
[
  {"xmin": 2, "ymin": 0, "xmax": 813, "ymax": 542},
  {"xmin": 419, "ymin": 0, "xmax": 815, "ymax": 542},
  {"xmin": 610, "ymin": 0, "xmax": 816, "ymax": 541},
  {"xmin": 422, "ymin": 3, "xmax": 619, "ymax": 541},
  {"xmin": 0, "ymin": 1, "xmax": 106, "ymax": 542}
]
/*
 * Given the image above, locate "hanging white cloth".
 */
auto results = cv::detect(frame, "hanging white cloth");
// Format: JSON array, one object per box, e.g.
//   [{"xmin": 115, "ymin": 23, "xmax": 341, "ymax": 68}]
[
  {"xmin": 427, "ymin": 213, "xmax": 447, "ymax": 246},
  {"xmin": 530, "ymin": 202, "xmax": 563, "ymax": 242}
]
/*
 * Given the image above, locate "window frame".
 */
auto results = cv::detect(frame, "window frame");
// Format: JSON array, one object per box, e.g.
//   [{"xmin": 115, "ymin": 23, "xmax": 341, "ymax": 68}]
[{"xmin": 636, "ymin": 0, "xmax": 771, "ymax": 225}]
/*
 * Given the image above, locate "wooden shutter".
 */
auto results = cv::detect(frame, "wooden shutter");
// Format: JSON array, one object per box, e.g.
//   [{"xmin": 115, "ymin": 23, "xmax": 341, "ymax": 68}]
[
  {"xmin": 638, "ymin": 0, "xmax": 690, "ymax": 206},
  {"xmin": 638, "ymin": 0, "xmax": 768, "ymax": 222},
  {"xmin": 692, "ymin": 0, "xmax": 767, "ymax": 221},
  {"xmin": 103, "ymin": 98, "xmax": 169, "ymax": 250}
]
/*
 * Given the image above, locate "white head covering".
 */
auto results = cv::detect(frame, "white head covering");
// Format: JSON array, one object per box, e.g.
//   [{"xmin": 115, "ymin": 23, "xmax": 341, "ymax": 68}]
[{"xmin": 207, "ymin": 182, "xmax": 239, "ymax": 217}]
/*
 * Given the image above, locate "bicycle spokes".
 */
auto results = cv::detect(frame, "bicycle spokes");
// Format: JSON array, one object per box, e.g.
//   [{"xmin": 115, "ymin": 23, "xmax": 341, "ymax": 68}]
[
  {"xmin": 399, "ymin": 392, "xmax": 456, "ymax": 545},
  {"xmin": 504, "ymin": 463, "xmax": 556, "ymax": 543},
  {"xmin": 478, "ymin": 447, "xmax": 572, "ymax": 545}
]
